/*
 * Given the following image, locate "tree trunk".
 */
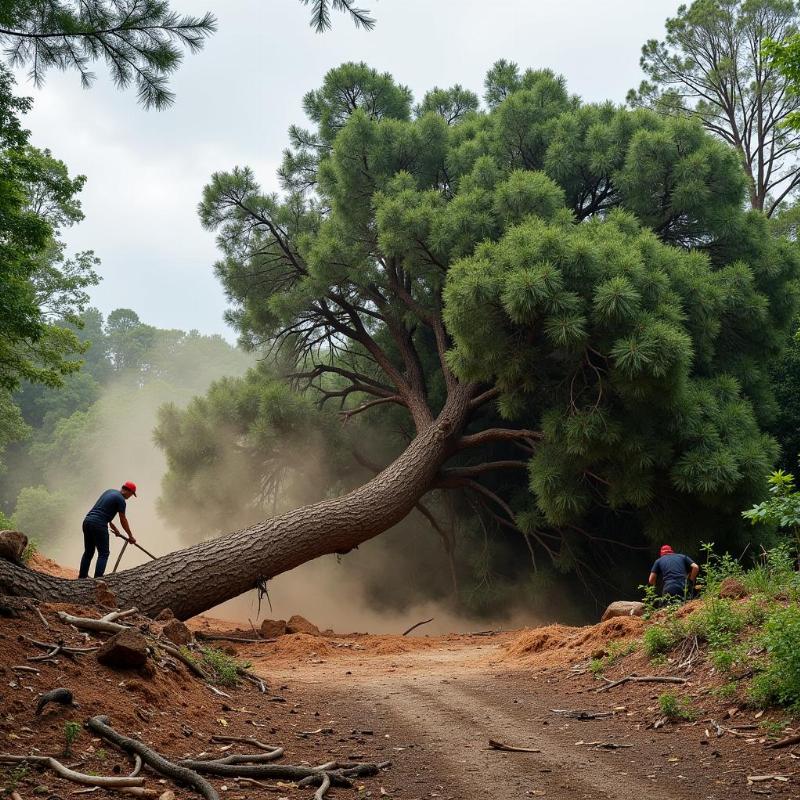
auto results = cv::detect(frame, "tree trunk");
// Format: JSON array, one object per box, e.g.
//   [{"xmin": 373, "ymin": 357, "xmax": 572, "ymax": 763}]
[{"xmin": 0, "ymin": 386, "xmax": 473, "ymax": 620}]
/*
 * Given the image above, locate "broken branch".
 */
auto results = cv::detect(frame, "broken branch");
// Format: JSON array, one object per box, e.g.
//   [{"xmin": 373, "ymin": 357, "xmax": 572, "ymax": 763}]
[{"xmin": 402, "ymin": 617, "xmax": 434, "ymax": 636}]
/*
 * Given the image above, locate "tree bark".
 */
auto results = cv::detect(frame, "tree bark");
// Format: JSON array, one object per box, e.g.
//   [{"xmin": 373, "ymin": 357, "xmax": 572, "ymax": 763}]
[{"xmin": 0, "ymin": 386, "xmax": 473, "ymax": 620}]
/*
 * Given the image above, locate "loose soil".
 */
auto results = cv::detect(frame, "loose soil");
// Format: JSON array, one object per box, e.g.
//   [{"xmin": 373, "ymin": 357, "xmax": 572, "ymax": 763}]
[{"xmin": 1, "ymin": 565, "xmax": 797, "ymax": 799}]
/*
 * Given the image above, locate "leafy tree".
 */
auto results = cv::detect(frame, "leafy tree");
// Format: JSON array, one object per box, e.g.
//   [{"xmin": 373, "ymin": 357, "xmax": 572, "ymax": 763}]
[
  {"xmin": 5, "ymin": 62, "xmax": 800, "ymax": 618},
  {"xmin": 630, "ymin": 0, "xmax": 800, "ymax": 215},
  {"xmin": 104, "ymin": 308, "xmax": 155, "ymax": 372},
  {"xmin": 0, "ymin": 0, "xmax": 216, "ymax": 108},
  {"xmin": 12, "ymin": 485, "xmax": 69, "ymax": 542},
  {"xmin": 765, "ymin": 31, "xmax": 800, "ymax": 128}
]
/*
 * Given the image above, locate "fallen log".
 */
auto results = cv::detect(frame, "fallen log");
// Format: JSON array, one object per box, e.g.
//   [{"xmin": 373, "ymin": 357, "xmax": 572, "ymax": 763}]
[{"xmin": 87, "ymin": 715, "xmax": 218, "ymax": 800}]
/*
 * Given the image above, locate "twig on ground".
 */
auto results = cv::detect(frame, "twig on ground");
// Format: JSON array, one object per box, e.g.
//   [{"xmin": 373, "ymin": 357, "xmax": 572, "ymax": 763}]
[
  {"xmin": 11, "ymin": 665, "xmax": 40, "ymax": 673},
  {"xmin": 0, "ymin": 754, "xmax": 143, "ymax": 788},
  {"xmin": 87, "ymin": 715, "xmax": 218, "ymax": 800},
  {"xmin": 27, "ymin": 601, "xmax": 50, "ymax": 629},
  {"xmin": 576, "ymin": 740, "xmax": 634, "ymax": 750},
  {"xmin": 195, "ymin": 632, "xmax": 274, "ymax": 644},
  {"xmin": 100, "ymin": 609, "xmax": 138, "ymax": 623},
  {"xmin": 488, "ymin": 739, "xmax": 541, "ymax": 753},
  {"xmin": 402, "ymin": 618, "xmax": 434, "ymax": 636},
  {"xmin": 551, "ymin": 709, "xmax": 613, "ymax": 720},
  {"xmin": 768, "ymin": 734, "xmax": 800, "ymax": 750},
  {"xmin": 595, "ymin": 675, "xmax": 687, "ymax": 693}
]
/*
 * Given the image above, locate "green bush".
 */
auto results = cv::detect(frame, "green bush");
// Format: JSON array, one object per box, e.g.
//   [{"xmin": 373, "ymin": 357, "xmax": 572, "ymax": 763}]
[
  {"xmin": 643, "ymin": 614, "xmax": 685, "ymax": 657},
  {"xmin": 750, "ymin": 604, "xmax": 800, "ymax": 709},
  {"xmin": 658, "ymin": 691, "xmax": 696, "ymax": 721},
  {"xmin": 198, "ymin": 646, "xmax": 251, "ymax": 688}
]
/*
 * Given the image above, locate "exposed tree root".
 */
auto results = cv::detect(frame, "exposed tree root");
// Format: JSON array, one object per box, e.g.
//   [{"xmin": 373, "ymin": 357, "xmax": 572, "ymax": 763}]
[
  {"xmin": 87, "ymin": 716, "xmax": 218, "ymax": 800},
  {"xmin": 0, "ymin": 754, "xmax": 144, "ymax": 788},
  {"xmin": 595, "ymin": 675, "xmax": 687, "ymax": 693},
  {"xmin": 195, "ymin": 632, "xmax": 274, "ymax": 644},
  {"xmin": 209, "ymin": 736, "xmax": 277, "ymax": 751}
]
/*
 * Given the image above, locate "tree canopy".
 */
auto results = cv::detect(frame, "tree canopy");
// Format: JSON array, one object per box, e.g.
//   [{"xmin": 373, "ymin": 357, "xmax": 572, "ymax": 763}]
[
  {"xmin": 176, "ymin": 61, "xmax": 800, "ymax": 588},
  {"xmin": 629, "ymin": 0, "xmax": 800, "ymax": 216}
]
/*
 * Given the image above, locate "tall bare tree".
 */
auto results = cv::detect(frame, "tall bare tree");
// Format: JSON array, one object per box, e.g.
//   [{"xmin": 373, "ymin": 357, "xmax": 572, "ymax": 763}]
[{"xmin": 630, "ymin": 0, "xmax": 800, "ymax": 216}]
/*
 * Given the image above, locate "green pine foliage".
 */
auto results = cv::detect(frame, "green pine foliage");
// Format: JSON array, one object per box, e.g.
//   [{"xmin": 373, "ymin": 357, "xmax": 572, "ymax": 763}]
[{"xmin": 0, "ymin": 1, "xmax": 216, "ymax": 108}]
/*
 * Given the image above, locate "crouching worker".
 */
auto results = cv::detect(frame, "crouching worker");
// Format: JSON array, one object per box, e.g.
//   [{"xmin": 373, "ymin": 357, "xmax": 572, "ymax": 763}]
[
  {"xmin": 78, "ymin": 482, "xmax": 137, "ymax": 579},
  {"xmin": 648, "ymin": 544, "xmax": 699, "ymax": 604}
]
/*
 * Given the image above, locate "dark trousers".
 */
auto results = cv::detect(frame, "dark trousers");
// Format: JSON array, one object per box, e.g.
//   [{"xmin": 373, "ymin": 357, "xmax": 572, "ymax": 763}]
[{"xmin": 79, "ymin": 519, "xmax": 110, "ymax": 579}]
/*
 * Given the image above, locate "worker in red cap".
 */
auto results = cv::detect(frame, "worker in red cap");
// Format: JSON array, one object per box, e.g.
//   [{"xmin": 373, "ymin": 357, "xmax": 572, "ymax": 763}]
[
  {"xmin": 78, "ymin": 482, "xmax": 138, "ymax": 579},
  {"xmin": 648, "ymin": 545, "xmax": 699, "ymax": 602}
]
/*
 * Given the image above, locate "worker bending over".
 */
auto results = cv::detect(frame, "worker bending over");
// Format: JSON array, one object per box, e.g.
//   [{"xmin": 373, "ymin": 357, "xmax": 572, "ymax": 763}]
[
  {"xmin": 648, "ymin": 544, "xmax": 699, "ymax": 603},
  {"xmin": 79, "ymin": 481, "xmax": 137, "ymax": 579}
]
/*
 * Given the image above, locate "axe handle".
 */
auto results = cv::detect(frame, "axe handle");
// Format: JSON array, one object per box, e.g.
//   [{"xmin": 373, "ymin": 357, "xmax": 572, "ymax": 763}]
[
  {"xmin": 131, "ymin": 540, "xmax": 157, "ymax": 561},
  {"xmin": 111, "ymin": 540, "xmax": 128, "ymax": 573}
]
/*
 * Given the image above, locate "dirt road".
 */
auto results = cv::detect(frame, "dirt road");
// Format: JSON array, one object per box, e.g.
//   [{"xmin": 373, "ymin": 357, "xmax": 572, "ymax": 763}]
[{"xmin": 248, "ymin": 637, "xmax": 785, "ymax": 800}]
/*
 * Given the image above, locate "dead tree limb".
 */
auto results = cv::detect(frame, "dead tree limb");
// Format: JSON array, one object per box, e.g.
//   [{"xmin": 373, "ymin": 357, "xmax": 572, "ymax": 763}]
[
  {"xmin": 314, "ymin": 771, "xmax": 331, "ymax": 800},
  {"xmin": 595, "ymin": 675, "xmax": 687, "ymax": 693},
  {"xmin": 402, "ymin": 617, "xmax": 434, "ymax": 636},
  {"xmin": 0, "ymin": 754, "xmax": 143, "ymax": 788},
  {"xmin": 56, "ymin": 612, "xmax": 128, "ymax": 635},
  {"xmin": 767, "ymin": 733, "xmax": 800, "ymax": 750},
  {"xmin": 87, "ymin": 715, "xmax": 218, "ymax": 800}
]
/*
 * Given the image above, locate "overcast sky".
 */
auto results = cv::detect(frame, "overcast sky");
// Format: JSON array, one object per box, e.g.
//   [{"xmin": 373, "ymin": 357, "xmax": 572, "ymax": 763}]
[{"xmin": 18, "ymin": 0, "xmax": 683, "ymax": 339}]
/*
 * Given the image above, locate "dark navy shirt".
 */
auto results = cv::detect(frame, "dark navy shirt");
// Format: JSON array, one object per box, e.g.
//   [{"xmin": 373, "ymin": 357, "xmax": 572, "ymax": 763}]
[
  {"xmin": 651, "ymin": 553, "xmax": 695, "ymax": 595},
  {"xmin": 84, "ymin": 489, "xmax": 126, "ymax": 525}
]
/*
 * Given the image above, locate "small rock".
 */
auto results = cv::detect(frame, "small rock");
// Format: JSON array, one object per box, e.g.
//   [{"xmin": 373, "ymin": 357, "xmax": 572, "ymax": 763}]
[
  {"xmin": 718, "ymin": 577, "xmax": 748, "ymax": 599},
  {"xmin": 96, "ymin": 629, "xmax": 149, "ymax": 669},
  {"xmin": 155, "ymin": 608, "xmax": 175, "ymax": 621},
  {"xmin": 260, "ymin": 619, "xmax": 287, "ymax": 638},
  {"xmin": 286, "ymin": 615, "xmax": 320, "ymax": 636},
  {"xmin": 161, "ymin": 619, "xmax": 192, "ymax": 646},
  {"xmin": 159, "ymin": 791, "xmax": 176, "ymax": 800},
  {"xmin": 94, "ymin": 580, "xmax": 118, "ymax": 609},
  {"xmin": 0, "ymin": 530, "xmax": 27, "ymax": 564},
  {"xmin": 601, "ymin": 601, "xmax": 645, "ymax": 622}
]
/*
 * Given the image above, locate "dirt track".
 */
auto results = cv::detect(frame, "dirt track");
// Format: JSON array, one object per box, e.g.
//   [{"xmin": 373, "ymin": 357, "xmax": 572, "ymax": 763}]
[{"xmin": 244, "ymin": 636, "xmax": 796, "ymax": 800}]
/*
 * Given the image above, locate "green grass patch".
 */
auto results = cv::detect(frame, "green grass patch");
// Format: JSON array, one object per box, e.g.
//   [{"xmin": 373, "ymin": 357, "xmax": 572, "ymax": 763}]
[
  {"xmin": 658, "ymin": 691, "xmax": 696, "ymax": 721},
  {"xmin": 195, "ymin": 646, "xmax": 251, "ymax": 688}
]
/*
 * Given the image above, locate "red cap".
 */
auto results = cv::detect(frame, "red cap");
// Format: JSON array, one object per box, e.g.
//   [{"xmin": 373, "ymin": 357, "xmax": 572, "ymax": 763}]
[
  {"xmin": 660, "ymin": 545, "xmax": 674, "ymax": 556},
  {"xmin": 122, "ymin": 481, "xmax": 137, "ymax": 497}
]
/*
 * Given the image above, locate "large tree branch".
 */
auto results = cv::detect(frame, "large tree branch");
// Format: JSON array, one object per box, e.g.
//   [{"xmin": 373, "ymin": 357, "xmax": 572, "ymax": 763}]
[
  {"xmin": 438, "ymin": 461, "xmax": 529, "ymax": 480},
  {"xmin": 456, "ymin": 428, "xmax": 542, "ymax": 451}
]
